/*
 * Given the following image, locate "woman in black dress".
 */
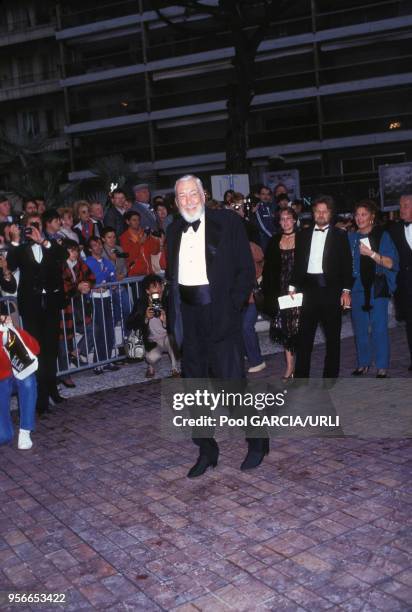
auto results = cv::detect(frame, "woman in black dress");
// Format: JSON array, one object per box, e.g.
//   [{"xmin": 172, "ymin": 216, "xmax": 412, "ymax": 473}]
[{"xmin": 262, "ymin": 208, "xmax": 300, "ymax": 380}]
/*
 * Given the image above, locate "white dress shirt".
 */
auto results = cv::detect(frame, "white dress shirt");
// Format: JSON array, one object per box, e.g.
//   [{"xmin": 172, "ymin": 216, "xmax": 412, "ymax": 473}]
[
  {"xmin": 307, "ymin": 225, "xmax": 329, "ymax": 274},
  {"xmin": 405, "ymin": 223, "xmax": 412, "ymax": 250},
  {"xmin": 31, "ymin": 241, "xmax": 51, "ymax": 293},
  {"xmin": 178, "ymin": 215, "xmax": 209, "ymax": 286}
]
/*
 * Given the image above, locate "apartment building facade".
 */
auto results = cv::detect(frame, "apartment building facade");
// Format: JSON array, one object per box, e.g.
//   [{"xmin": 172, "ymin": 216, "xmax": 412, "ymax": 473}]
[{"xmin": 1, "ymin": 0, "xmax": 412, "ymax": 204}]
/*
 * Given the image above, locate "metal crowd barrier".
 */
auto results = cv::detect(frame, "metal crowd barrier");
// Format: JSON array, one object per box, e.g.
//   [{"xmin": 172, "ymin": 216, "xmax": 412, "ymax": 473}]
[
  {"xmin": 1, "ymin": 275, "xmax": 155, "ymax": 376},
  {"xmin": 57, "ymin": 275, "xmax": 147, "ymax": 375}
]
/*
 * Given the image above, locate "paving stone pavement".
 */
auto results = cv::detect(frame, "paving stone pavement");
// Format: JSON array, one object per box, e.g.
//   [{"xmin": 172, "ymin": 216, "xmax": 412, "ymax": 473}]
[{"xmin": 0, "ymin": 325, "xmax": 411, "ymax": 611}]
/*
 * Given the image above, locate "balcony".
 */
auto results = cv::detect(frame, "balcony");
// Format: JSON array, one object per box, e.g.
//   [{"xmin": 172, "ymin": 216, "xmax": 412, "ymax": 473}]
[
  {"xmin": 59, "ymin": 0, "xmax": 143, "ymax": 29},
  {"xmin": 0, "ymin": 70, "xmax": 61, "ymax": 102},
  {"xmin": 65, "ymin": 48, "xmax": 143, "ymax": 78},
  {"xmin": 0, "ymin": 17, "xmax": 56, "ymax": 47}
]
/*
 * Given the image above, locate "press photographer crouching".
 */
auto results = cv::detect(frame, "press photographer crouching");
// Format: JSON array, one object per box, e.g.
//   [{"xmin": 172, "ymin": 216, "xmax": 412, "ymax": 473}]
[{"xmin": 126, "ymin": 274, "xmax": 179, "ymax": 378}]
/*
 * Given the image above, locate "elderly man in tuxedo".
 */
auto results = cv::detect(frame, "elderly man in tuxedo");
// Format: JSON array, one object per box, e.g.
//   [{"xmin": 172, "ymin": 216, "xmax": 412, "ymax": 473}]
[
  {"xmin": 289, "ymin": 196, "xmax": 353, "ymax": 378},
  {"xmin": 389, "ymin": 194, "xmax": 412, "ymax": 370},
  {"xmin": 166, "ymin": 174, "xmax": 268, "ymax": 477}
]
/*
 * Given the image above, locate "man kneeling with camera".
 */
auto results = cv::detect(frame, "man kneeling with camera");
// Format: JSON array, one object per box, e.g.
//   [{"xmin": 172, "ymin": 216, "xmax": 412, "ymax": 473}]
[{"xmin": 126, "ymin": 274, "xmax": 179, "ymax": 378}]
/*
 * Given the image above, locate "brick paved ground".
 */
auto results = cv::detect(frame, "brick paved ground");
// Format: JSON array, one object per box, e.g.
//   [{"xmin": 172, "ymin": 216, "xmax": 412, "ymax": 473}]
[{"xmin": 0, "ymin": 326, "xmax": 411, "ymax": 611}]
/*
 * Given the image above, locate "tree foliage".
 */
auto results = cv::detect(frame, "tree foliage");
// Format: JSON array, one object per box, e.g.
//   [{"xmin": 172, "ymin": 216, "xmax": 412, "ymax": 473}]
[{"xmin": 153, "ymin": 1, "xmax": 294, "ymax": 172}]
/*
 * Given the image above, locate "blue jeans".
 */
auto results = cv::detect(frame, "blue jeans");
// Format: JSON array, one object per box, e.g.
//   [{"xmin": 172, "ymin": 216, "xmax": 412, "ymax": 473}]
[
  {"xmin": 0, "ymin": 374, "xmax": 37, "ymax": 445},
  {"xmin": 92, "ymin": 296, "xmax": 114, "ymax": 362},
  {"xmin": 113, "ymin": 286, "xmax": 132, "ymax": 340},
  {"xmin": 242, "ymin": 303, "xmax": 263, "ymax": 367}
]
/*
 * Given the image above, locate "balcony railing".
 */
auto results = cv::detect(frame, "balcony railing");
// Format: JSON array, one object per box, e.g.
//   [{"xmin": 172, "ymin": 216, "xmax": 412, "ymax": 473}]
[
  {"xmin": 316, "ymin": 0, "xmax": 407, "ymax": 30},
  {"xmin": 59, "ymin": 0, "xmax": 143, "ymax": 29},
  {"xmin": 0, "ymin": 70, "xmax": 59, "ymax": 89},
  {"xmin": 65, "ymin": 49, "xmax": 143, "ymax": 77},
  {"xmin": 0, "ymin": 15, "xmax": 55, "ymax": 34}
]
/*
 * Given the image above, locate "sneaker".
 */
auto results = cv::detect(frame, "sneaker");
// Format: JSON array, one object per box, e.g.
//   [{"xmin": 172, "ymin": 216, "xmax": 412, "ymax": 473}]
[
  {"xmin": 103, "ymin": 363, "xmax": 120, "ymax": 372},
  {"xmin": 94, "ymin": 367, "xmax": 104, "ymax": 375},
  {"xmin": 18, "ymin": 429, "xmax": 32, "ymax": 450},
  {"xmin": 248, "ymin": 361, "xmax": 266, "ymax": 373}
]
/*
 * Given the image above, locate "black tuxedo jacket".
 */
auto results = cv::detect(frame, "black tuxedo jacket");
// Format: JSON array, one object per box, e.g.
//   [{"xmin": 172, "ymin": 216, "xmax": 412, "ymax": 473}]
[
  {"xmin": 8, "ymin": 241, "xmax": 66, "ymax": 315},
  {"xmin": 388, "ymin": 221, "xmax": 412, "ymax": 297},
  {"xmin": 166, "ymin": 208, "xmax": 255, "ymax": 349},
  {"xmin": 289, "ymin": 226, "xmax": 353, "ymax": 294}
]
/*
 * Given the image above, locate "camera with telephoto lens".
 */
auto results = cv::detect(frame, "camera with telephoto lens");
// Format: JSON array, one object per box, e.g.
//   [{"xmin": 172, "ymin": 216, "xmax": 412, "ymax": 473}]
[{"xmin": 150, "ymin": 292, "xmax": 162, "ymax": 317}]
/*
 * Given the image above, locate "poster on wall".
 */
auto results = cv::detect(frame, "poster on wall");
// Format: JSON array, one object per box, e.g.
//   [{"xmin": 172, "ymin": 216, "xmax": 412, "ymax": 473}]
[
  {"xmin": 211, "ymin": 174, "xmax": 250, "ymax": 201},
  {"xmin": 263, "ymin": 169, "xmax": 300, "ymax": 201},
  {"xmin": 379, "ymin": 162, "xmax": 412, "ymax": 211}
]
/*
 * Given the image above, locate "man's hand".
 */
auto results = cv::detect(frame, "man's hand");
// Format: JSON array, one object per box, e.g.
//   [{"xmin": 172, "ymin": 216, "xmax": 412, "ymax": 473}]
[
  {"xmin": 9, "ymin": 224, "xmax": 21, "ymax": 243},
  {"xmin": 341, "ymin": 292, "xmax": 351, "ymax": 309},
  {"xmin": 145, "ymin": 307, "xmax": 154, "ymax": 320},
  {"xmin": 78, "ymin": 281, "xmax": 91, "ymax": 294},
  {"xmin": 30, "ymin": 227, "xmax": 44, "ymax": 244}
]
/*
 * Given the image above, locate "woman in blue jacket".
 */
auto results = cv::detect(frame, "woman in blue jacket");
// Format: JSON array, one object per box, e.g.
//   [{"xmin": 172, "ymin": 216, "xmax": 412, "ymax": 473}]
[{"xmin": 349, "ymin": 200, "xmax": 399, "ymax": 378}]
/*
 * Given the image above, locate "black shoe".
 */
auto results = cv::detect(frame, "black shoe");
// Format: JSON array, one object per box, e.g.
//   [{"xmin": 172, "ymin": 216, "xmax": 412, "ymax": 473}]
[
  {"xmin": 187, "ymin": 454, "xmax": 218, "ymax": 478},
  {"xmin": 103, "ymin": 363, "xmax": 120, "ymax": 372},
  {"xmin": 37, "ymin": 404, "xmax": 54, "ymax": 417},
  {"xmin": 352, "ymin": 367, "xmax": 369, "ymax": 376},
  {"xmin": 240, "ymin": 440, "xmax": 269, "ymax": 471},
  {"xmin": 49, "ymin": 391, "xmax": 66, "ymax": 403},
  {"xmin": 376, "ymin": 371, "xmax": 388, "ymax": 379}
]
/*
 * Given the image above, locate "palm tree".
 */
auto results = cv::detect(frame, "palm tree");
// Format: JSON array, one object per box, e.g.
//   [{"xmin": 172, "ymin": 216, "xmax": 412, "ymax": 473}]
[{"xmin": 0, "ymin": 129, "xmax": 73, "ymax": 207}]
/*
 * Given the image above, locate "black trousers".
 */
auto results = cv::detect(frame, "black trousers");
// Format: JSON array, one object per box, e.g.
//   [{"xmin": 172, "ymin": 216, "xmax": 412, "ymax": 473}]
[
  {"xmin": 21, "ymin": 294, "xmax": 61, "ymax": 411},
  {"xmin": 295, "ymin": 287, "xmax": 342, "ymax": 378},
  {"xmin": 181, "ymin": 301, "xmax": 265, "ymax": 455}
]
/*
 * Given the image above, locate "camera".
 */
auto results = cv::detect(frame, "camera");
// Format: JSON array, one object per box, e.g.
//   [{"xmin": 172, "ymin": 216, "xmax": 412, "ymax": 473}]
[
  {"xmin": 243, "ymin": 197, "xmax": 254, "ymax": 221},
  {"xmin": 0, "ymin": 247, "xmax": 7, "ymax": 258},
  {"xmin": 150, "ymin": 292, "xmax": 162, "ymax": 317},
  {"xmin": 111, "ymin": 248, "xmax": 128, "ymax": 259}
]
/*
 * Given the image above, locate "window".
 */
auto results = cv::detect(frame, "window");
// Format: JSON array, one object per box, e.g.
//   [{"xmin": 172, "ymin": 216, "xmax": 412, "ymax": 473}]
[{"xmin": 21, "ymin": 111, "xmax": 40, "ymax": 136}]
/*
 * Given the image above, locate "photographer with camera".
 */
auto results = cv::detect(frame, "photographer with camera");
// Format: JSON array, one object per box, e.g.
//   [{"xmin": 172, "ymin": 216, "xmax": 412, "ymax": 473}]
[
  {"xmin": 126, "ymin": 274, "xmax": 179, "ymax": 378},
  {"xmin": 7, "ymin": 213, "xmax": 67, "ymax": 414},
  {"xmin": 120, "ymin": 211, "xmax": 160, "ymax": 277}
]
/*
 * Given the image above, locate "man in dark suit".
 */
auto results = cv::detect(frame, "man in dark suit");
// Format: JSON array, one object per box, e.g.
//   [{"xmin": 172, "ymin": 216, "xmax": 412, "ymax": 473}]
[
  {"xmin": 103, "ymin": 189, "xmax": 127, "ymax": 239},
  {"xmin": 131, "ymin": 183, "xmax": 159, "ymax": 232},
  {"xmin": 388, "ymin": 194, "xmax": 412, "ymax": 370},
  {"xmin": 7, "ymin": 213, "xmax": 66, "ymax": 414},
  {"xmin": 166, "ymin": 174, "xmax": 268, "ymax": 477},
  {"xmin": 289, "ymin": 196, "xmax": 353, "ymax": 378}
]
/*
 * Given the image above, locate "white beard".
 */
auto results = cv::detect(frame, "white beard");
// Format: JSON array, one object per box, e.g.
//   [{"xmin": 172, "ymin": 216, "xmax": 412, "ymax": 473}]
[{"xmin": 180, "ymin": 205, "xmax": 204, "ymax": 223}]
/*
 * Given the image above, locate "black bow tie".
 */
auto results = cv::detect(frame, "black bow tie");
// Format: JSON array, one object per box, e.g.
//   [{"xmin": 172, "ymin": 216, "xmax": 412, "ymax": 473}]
[
  {"xmin": 183, "ymin": 219, "xmax": 201, "ymax": 233},
  {"xmin": 315, "ymin": 226, "xmax": 329, "ymax": 232},
  {"xmin": 405, "ymin": 222, "xmax": 411, "ymax": 227}
]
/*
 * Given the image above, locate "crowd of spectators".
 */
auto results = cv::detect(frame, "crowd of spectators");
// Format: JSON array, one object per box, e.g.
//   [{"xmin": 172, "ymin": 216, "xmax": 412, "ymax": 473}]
[{"xmin": 0, "ymin": 181, "xmax": 411, "ymax": 421}]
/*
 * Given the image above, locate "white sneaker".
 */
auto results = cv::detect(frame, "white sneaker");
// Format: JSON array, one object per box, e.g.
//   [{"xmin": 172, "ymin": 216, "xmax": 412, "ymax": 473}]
[
  {"xmin": 248, "ymin": 361, "xmax": 266, "ymax": 373},
  {"xmin": 18, "ymin": 429, "xmax": 33, "ymax": 450}
]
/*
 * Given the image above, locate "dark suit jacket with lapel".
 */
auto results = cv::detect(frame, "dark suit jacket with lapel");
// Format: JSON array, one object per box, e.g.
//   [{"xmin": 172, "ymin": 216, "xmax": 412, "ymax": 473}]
[
  {"xmin": 166, "ymin": 208, "xmax": 255, "ymax": 350},
  {"xmin": 103, "ymin": 206, "xmax": 127, "ymax": 239},
  {"xmin": 289, "ymin": 225, "xmax": 353, "ymax": 296},
  {"xmin": 7, "ymin": 241, "xmax": 66, "ymax": 316},
  {"xmin": 388, "ymin": 221, "xmax": 412, "ymax": 299}
]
